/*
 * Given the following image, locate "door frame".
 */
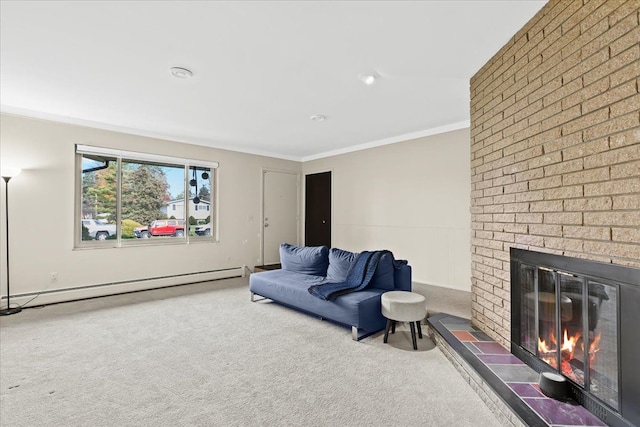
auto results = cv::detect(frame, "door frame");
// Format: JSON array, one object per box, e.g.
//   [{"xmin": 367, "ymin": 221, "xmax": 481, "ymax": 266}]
[
  {"xmin": 260, "ymin": 168, "xmax": 301, "ymax": 266},
  {"xmin": 302, "ymin": 168, "xmax": 333, "ymax": 246}
]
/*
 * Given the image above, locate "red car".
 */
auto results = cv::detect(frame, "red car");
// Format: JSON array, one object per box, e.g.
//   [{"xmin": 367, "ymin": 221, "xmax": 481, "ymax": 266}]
[{"xmin": 148, "ymin": 219, "xmax": 185, "ymax": 237}]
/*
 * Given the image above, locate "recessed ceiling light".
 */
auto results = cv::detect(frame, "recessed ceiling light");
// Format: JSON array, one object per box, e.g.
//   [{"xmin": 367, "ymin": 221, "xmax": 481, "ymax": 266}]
[
  {"xmin": 310, "ymin": 115, "xmax": 326, "ymax": 122},
  {"xmin": 359, "ymin": 73, "xmax": 377, "ymax": 85},
  {"xmin": 170, "ymin": 67, "xmax": 193, "ymax": 79}
]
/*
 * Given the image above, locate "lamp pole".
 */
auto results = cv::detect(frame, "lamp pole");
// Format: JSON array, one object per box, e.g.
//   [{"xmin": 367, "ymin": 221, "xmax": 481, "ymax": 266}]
[{"xmin": 1, "ymin": 168, "xmax": 22, "ymax": 316}]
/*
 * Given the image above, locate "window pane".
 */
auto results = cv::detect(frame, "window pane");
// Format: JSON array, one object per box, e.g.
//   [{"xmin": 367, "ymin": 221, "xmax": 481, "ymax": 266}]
[
  {"xmin": 189, "ymin": 166, "xmax": 213, "ymax": 238},
  {"xmin": 122, "ymin": 161, "xmax": 185, "ymax": 239},
  {"xmin": 78, "ymin": 147, "xmax": 217, "ymax": 246},
  {"xmin": 81, "ymin": 155, "xmax": 118, "ymax": 241}
]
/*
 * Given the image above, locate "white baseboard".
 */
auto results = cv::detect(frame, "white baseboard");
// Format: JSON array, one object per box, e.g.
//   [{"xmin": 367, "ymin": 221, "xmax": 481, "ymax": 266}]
[
  {"xmin": 412, "ymin": 280, "xmax": 472, "ymax": 293},
  {"xmin": 4, "ymin": 267, "xmax": 243, "ymax": 308}
]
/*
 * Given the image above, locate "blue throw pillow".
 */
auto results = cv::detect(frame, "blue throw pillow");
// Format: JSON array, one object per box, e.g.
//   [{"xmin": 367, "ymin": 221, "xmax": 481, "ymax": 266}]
[
  {"xmin": 369, "ymin": 252, "xmax": 395, "ymax": 290},
  {"xmin": 279, "ymin": 243, "xmax": 329, "ymax": 276},
  {"xmin": 326, "ymin": 248, "xmax": 358, "ymax": 283}
]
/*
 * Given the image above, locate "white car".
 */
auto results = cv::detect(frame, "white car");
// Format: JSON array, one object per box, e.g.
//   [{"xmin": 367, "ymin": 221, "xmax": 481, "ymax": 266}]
[
  {"xmin": 133, "ymin": 226, "xmax": 150, "ymax": 238},
  {"xmin": 82, "ymin": 219, "xmax": 117, "ymax": 240},
  {"xmin": 194, "ymin": 222, "xmax": 211, "ymax": 236}
]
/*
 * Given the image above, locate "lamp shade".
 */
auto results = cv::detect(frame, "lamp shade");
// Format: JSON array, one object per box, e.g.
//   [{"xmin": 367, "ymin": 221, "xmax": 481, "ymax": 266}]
[{"xmin": 0, "ymin": 166, "xmax": 21, "ymax": 179}]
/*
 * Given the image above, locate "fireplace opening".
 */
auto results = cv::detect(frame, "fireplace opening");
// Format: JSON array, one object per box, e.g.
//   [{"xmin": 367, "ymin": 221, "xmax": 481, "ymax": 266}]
[{"xmin": 510, "ymin": 249, "xmax": 640, "ymax": 427}]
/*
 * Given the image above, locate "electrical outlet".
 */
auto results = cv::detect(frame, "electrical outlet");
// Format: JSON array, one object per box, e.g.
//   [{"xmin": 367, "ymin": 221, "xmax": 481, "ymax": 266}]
[
  {"xmin": 226, "ymin": 256, "xmax": 231, "ymax": 262},
  {"xmin": 50, "ymin": 272, "xmax": 58, "ymax": 282}
]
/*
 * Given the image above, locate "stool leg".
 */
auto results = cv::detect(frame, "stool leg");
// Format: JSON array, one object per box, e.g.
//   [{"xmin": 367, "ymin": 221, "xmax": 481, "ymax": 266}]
[
  {"xmin": 391, "ymin": 320, "xmax": 396, "ymax": 334},
  {"xmin": 383, "ymin": 319, "xmax": 392, "ymax": 343},
  {"xmin": 410, "ymin": 322, "xmax": 418, "ymax": 350},
  {"xmin": 417, "ymin": 320, "xmax": 423, "ymax": 339}
]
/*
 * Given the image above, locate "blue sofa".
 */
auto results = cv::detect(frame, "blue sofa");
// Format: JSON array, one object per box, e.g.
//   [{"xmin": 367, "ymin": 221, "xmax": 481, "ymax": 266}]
[{"xmin": 249, "ymin": 244, "xmax": 412, "ymax": 340}]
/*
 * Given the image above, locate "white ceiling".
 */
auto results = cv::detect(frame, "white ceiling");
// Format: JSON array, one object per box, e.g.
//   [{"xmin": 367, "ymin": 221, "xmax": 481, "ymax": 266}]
[{"xmin": 0, "ymin": 1, "xmax": 546, "ymax": 161}]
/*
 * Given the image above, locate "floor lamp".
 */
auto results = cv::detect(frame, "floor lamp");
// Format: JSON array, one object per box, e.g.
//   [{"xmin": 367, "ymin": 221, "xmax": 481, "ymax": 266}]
[{"xmin": 1, "ymin": 166, "xmax": 21, "ymax": 316}]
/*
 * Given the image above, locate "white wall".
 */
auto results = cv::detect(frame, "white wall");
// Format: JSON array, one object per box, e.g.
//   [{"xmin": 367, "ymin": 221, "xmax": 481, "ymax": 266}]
[
  {"xmin": 303, "ymin": 128, "xmax": 471, "ymax": 291},
  {"xmin": 0, "ymin": 114, "xmax": 471, "ymax": 306},
  {"xmin": 0, "ymin": 114, "xmax": 301, "ymax": 305}
]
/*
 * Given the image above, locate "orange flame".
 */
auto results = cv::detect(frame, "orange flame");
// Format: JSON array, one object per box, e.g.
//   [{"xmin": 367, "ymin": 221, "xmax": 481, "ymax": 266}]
[
  {"xmin": 538, "ymin": 336, "xmax": 553, "ymax": 354},
  {"xmin": 537, "ymin": 328, "xmax": 600, "ymax": 381},
  {"xmin": 589, "ymin": 332, "xmax": 602, "ymax": 363},
  {"xmin": 562, "ymin": 329, "xmax": 576, "ymax": 350}
]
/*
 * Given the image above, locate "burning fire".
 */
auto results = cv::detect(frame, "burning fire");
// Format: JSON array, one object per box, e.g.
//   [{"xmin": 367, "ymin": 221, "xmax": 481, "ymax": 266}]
[{"xmin": 538, "ymin": 329, "xmax": 601, "ymax": 382}]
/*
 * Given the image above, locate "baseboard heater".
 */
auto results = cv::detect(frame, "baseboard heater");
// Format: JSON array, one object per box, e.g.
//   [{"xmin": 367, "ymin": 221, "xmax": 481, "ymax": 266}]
[{"xmin": 6, "ymin": 266, "xmax": 244, "ymax": 308}]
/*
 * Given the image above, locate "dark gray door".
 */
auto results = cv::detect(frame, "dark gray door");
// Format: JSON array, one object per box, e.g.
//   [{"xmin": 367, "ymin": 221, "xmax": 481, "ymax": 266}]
[{"xmin": 305, "ymin": 171, "xmax": 331, "ymax": 247}]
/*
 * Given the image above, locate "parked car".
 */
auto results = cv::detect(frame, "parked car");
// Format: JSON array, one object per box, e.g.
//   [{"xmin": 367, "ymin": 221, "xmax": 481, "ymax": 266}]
[
  {"xmin": 194, "ymin": 222, "xmax": 212, "ymax": 236},
  {"xmin": 82, "ymin": 219, "xmax": 117, "ymax": 240},
  {"xmin": 133, "ymin": 226, "xmax": 150, "ymax": 238},
  {"xmin": 149, "ymin": 219, "xmax": 185, "ymax": 237}
]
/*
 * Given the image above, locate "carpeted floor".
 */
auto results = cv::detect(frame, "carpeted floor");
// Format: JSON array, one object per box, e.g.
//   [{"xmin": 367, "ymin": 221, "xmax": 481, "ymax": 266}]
[{"xmin": 0, "ymin": 277, "xmax": 500, "ymax": 426}]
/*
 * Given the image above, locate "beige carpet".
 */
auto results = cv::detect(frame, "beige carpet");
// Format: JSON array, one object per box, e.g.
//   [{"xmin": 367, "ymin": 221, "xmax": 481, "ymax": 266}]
[{"xmin": 0, "ymin": 277, "xmax": 501, "ymax": 426}]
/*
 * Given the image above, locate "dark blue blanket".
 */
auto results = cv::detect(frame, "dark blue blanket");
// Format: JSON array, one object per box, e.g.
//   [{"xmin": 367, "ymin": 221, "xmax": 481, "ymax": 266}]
[{"xmin": 308, "ymin": 250, "xmax": 390, "ymax": 301}]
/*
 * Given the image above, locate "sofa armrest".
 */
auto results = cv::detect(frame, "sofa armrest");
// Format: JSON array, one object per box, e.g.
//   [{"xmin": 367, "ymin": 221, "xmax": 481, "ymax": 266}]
[{"xmin": 394, "ymin": 265, "xmax": 412, "ymax": 292}]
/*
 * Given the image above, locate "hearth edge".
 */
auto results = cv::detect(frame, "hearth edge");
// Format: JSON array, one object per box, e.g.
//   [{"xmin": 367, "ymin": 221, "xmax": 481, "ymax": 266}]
[{"xmin": 427, "ymin": 322, "xmax": 527, "ymax": 427}]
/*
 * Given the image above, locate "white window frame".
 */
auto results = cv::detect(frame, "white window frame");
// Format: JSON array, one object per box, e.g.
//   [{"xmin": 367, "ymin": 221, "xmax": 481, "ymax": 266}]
[{"xmin": 75, "ymin": 145, "xmax": 218, "ymax": 248}]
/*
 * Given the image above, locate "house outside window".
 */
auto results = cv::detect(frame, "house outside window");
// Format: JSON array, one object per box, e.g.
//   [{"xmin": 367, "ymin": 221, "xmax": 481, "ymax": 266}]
[{"xmin": 77, "ymin": 145, "xmax": 217, "ymax": 246}]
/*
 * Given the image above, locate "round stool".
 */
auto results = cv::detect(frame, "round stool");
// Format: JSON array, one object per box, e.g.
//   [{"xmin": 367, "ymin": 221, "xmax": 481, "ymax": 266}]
[{"xmin": 381, "ymin": 291, "xmax": 427, "ymax": 350}]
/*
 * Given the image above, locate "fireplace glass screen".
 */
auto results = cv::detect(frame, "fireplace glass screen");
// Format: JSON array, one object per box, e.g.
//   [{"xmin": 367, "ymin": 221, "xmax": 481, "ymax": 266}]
[
  {"xmin": 589, "ymin": 281, "xmax": 618, "ymax": 410},
  {"xmin": 517, "ymin": 265, "xmax": 619, "ymax": 411}
]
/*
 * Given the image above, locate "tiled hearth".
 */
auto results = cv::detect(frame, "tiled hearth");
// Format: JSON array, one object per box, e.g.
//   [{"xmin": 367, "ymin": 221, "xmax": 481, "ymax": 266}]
[{"xmin": 427, "ymin": 313, "xmax": 606, "ymax": 427}]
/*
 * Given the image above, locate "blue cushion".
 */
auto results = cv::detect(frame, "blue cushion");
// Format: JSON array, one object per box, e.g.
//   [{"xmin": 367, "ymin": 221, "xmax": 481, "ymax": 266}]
[
  {"xmin": 369, "ymin": 252, "xmax": 395, "ymax": 290},
  {"xmin": 326, "ymin": 247, "xmax": 358, "ymax": 283},
  {"xmin": 279, "ymin": 243, "xmax": 329, "ymax": 276}
]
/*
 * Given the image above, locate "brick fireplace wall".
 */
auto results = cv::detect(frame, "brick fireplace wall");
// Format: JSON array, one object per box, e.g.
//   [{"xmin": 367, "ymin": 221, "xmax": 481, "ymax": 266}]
[{"xmin": 470, "ymin": 0, "xmax": 640, "ymax": 347}]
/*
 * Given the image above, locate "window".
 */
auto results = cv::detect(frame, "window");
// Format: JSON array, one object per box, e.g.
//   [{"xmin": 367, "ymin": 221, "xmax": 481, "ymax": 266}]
[{"xmin": 77, "ymin": 145, "xmax": 217, "ymax": 246}]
